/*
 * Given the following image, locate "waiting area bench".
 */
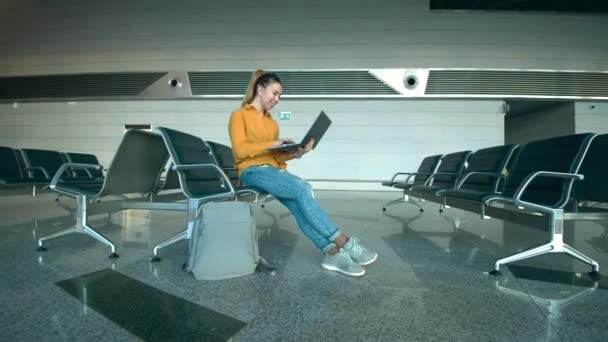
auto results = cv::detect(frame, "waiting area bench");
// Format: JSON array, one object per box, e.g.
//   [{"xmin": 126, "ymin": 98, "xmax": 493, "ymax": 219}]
[
  {"xmin": 382, "ymin": 133, "xmax": 606, "ymax": 280},
  {"xmin": 1, "ymin": 146, "xmax": 48, "ymax": 194},
  {"xmin": 65, "ymin": 152, "xmax": 105, "ymax": 182},
  {"xmin": 1, "ymin": 145, "xmax": 106, "ymax": 196},
  {"xmin": 150, "ymin": 128, "xmax": 271, "ymax": 262},
  {"xmin": 36, "ymin": 129, "xmax": 171, "ymax": 258},
  {"xmin": 382, "ymin": 154, "xmax": 443, "ymax": 212},
  {"xmin": 33, "ymin": 126, "xmax": 274, "ymax": 265}
]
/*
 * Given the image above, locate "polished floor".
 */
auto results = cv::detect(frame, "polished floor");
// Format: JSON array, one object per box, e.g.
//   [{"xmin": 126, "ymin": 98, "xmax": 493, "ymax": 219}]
[{"xmin": 1, "ymin": 190, "xmax": 607, "ymax": 341}]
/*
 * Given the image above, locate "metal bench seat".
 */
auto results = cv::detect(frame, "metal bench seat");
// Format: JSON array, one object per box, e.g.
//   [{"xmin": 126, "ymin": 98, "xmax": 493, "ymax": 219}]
[
  {"xmin": 1, "ymin": 146, "xmax": 50, "ymax": 195},
  {"xmin": 435, "ymin": 133, "xmax": 600, "ymax": 279},
  {"xmin": 151, "ymin": 127, "xmax": 237, "ymax": 262},
  {"xmin": 435, "ymin": 144, "xmax": 519, "ymax": 210},
  {"xmin": 36, "ymin": 129, "xmax": 169, "ymax": 258},
  {"xmin": 66, "ymin": 152, "xmax": 105, "ymax": 180},
  {"xmin": 381, "ymin": 154, "xmax": 443, "ymax": 212},
  {"xmin": 407, "ymin": 151, "xmax": 472, "ymax": 203}
]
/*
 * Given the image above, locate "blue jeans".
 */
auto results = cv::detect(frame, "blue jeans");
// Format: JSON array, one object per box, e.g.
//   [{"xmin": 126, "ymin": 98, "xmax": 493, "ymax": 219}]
[{"xmin": 240, "ymin": 165, "xmax": 341, "ymax": 253}]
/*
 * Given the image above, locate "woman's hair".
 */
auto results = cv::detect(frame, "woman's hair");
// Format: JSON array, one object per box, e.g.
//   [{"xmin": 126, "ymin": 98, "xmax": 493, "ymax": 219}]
[{"xmin": 241, "ymin": 69, "xmax": 283, "ymax": 107}]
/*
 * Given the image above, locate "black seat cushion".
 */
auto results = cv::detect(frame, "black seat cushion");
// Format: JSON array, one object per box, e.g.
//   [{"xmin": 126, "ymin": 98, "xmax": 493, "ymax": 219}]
[
  {"xmin": 0, "ymin": 147, "xmax": 25, "ymax": 183},
  {"xmin": 409, "ymin": 184, "xmax": 444, "ymax": 194},
  {"xmin": 460, "ymin": 145, "xmax": 518, "ymax": 193},
  {"xmin": 393, "ymin": 182, "xmax": 413, "ymax": 190},
  {"xmin": 22, "ymin": 149, "xmax": 71, "ymax": 181},
  {"xmin": 208, "ymin": 141, "xmax": 269, "ymax": 195},
  {"xmin": 207, "ymin": 141, "xmax": 240, "ymax": 186},
  {"xmin": 411, "ymin": 155, "xmax": 443, "ymax": 187},
  {"xmin": 429, "ymin": 151, "xmax": 471, "ymax": 189},
  {"xmin": 159, "ymin": 128, "xmax": 233, "ymax": 198},
  {"xmin": 438, "ymin": 188, "xmax": 492, "ymax": 202},
  {"xmin": 0, "ymin": 176, "xmax": 27, "ymax": 185},
  {"xmin": 67, "ymin": 152, "xmax": 105, "ymax": 179},
  {"xmin": 572, "ymin": 134, "xmax": 608, "ymax": 203},
  {"xmin": 501, "ymin": 133, "xmax": 594, "ymax": 207},
  {"xmin": 383, "ymin": 154, "xmax": 442, "ymax": 188}
]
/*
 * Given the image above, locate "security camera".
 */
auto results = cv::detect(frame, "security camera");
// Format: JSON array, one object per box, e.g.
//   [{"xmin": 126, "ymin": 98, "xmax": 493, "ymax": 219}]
[{"xmin": 403, "ymin": 75, "xmax": 418, "ymax": 89}]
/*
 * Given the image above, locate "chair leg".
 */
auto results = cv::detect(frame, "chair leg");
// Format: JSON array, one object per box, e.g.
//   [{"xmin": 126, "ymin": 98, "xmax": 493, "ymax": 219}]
[
  {"xmin": 490, "ymin": 242, "xmax": 601, "ymax": 279},
  {"xmin": 382, "ymin": 193, "xmax": 407, "ymax": 211},
  {"xmin": 562, "ymin": 243, "xmax": 600, "ymax": 273},
  {"xmin": 36, "ymin": 195, "xmax": 118, "ymax": 258},
  {"xmin": 260, "ymin": 195, "xmax": 275, "ymax": 208},
  {"xmin": 256, "ymin": 256, "xmax": 277, "ymax": 276},
  {"xmin": 383, "ymin": 192, "xmax": 424, "ymax": 212},
  {"xmin": 439, "ymin": 198, "xmax": 451, "ymax": 213},
  {"xmin": 491, "ymin": 241, "xmax": 554, "ymax": 274},
  {"xmin": 151, "ymin": 199, "xmax": 199, "ymax": 262},
  {"xmin": 150, "ymin": 230, "xmax": 188, "ymax": 262},
  {"xmin": 408, "ymin": 197, "xmax": 425, "ymax": 212},
  {"xmin": 37, "ymin": 226, "xmax": 80, "ymax": 250},
  {"xmin": 82, "ymin": 225, "xmax": 118, "ymax": 258},
  {"xmin": 490, "ymin": 210, "xmax": 600, "ymax": 279}
]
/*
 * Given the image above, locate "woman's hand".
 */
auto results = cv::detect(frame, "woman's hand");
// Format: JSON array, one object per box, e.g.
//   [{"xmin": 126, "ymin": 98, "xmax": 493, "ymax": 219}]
[
  {"xmin": 293, "ymin": 138, "xmax": 315, "ymax": 159},
  {"xmin": 273, "ymin": 137, "xmax": 294, "ymax": 146}
]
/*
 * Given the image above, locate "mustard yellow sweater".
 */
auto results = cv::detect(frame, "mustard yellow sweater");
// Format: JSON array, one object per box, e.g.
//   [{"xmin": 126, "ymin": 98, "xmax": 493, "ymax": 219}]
[{"xmin": 228, "ymin": 104, "xmax": 292, "ymax": 176}]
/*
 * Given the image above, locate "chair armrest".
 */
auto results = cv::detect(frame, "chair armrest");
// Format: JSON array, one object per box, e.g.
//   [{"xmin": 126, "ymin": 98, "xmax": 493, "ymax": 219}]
[
  {"xmin": 173, "ymin": 163, "xmax": 236, "ymax": 195},
  {"xmin": 485, "ymin": 171, "xmax": 583, "ymax": 211},
  {"xmin": 389, "ymin": 172, "xmax": 415, "ymax": 182},
  {"xmin": 513, "ymin": 171, "xmax": 583, "ymax": 209},
  {"xmin": 389, "ymin": 172, "xmax": 432, "ymax": 184},
  {"xmin": 27, "ymin": 166, "xmax": 50, "ymax": 179},
  {"xmin": 50, "ymin": 163, "xmax": 102, "ymax": 190},
  {"xmin": 456, "ymin": 171, "xmax": 501, "ymax": 189}
]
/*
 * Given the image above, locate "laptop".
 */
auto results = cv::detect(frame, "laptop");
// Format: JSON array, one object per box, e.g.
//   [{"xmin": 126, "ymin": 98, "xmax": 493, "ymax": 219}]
[{"xmin": 267, "ymin": 111, "xmax": 332, "ymax": 153}]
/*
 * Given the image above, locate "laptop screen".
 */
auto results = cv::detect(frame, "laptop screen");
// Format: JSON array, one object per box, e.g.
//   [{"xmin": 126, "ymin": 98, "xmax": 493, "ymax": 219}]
[{"xmin": 266, "ymin": 111, "xmax": 332, "ymax": 152}]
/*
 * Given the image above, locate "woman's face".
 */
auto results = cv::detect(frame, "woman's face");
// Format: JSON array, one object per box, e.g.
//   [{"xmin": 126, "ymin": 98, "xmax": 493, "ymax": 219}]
[{"xmin": 257, "ymin": 81, "xmax": 283, "ymax": 112}]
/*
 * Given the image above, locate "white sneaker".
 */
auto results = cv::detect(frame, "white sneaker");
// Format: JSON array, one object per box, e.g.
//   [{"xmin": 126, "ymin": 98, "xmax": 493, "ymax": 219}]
[
  {"xmin": 321, "ymin": 248, "xmax": 365, "ymax": 277},
  {"xmin": 343, "ymin": 238, "xmax": 378, "ymax": 266}
]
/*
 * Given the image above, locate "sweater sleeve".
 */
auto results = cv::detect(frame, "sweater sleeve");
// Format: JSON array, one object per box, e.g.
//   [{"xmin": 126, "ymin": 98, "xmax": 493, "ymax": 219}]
[
  {"xmin": 274, "ymin": 150, "xmax": 294, "ymax": 162},
  {"xmin": 229, "ymin": 110, "xmax": 275, "ymax": 159}
]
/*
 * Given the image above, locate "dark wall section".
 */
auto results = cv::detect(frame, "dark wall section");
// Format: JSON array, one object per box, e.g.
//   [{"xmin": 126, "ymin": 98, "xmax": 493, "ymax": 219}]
[
  {"xmin": 504, "ymin": 101, "xmax": 575, "ymax": 145},
  {"xmin": 430, "ymin": 1, "xmax": 608, "ymax": 14}
]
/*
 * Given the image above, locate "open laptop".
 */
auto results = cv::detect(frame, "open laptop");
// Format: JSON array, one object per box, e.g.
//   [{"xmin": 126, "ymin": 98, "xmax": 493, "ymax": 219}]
[{"xmin": 267, "ymin": 111, "xmax": 332, "ymax": 153}]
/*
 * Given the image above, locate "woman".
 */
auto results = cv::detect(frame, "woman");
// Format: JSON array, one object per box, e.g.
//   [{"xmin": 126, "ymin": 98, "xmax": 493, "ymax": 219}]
[{"xmin": 228, "ymin": 70, "xmax": 377, "ymax": 277}]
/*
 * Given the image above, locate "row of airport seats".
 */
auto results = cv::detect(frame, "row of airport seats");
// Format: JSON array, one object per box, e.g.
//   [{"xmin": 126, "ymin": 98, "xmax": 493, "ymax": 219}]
[
  {"xmin": 0, "ymin": 146, "xmax": 105, "ymax": 196},
  {"xmin": 34, "ymin": 128, "xmax": 271, "ymax": 268},
  {"xmin": 382, "ymin": 133, "xmax": 608, "ymax": 280}
]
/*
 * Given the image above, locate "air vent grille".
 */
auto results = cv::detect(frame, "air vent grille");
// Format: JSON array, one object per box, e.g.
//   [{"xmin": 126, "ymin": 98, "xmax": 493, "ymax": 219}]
[
  {"xmin": 188, "ymin": 71, "xmax": 250, "ymax": 96},
  {"xmin": 2, "ymin": 70, "xmax": 606, "ymax": 101},
  {"xmin": 188, "ymin": 71, "xmax": 399, "ymax": 96},
  {"xmin": 0, "ymin": 72, "xmax": 166, "ymax": 100},
  {"xmin": 426, "ymin": 70, "xmax": 608, "ymax": 97}
]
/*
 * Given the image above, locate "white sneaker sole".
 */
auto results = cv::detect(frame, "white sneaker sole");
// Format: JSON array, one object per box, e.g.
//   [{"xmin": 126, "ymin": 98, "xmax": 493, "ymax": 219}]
[
  {"xmin": 321, "ymin": 263, "xmax": 365, "ymax": 277},
  {"xmin": 357, "ymin": 253, "xmax": 378, "ymax": 266}
]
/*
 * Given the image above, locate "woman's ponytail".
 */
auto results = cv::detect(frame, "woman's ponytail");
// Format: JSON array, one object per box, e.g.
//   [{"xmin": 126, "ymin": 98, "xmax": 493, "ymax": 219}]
[{"xmin": 241, "ymin": 69, "xmax": 267, "ymax": 107}]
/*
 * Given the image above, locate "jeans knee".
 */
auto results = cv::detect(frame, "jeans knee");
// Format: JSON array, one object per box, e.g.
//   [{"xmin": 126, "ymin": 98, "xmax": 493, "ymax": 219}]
[{"xmin": 295, "ymin": 179, "xmax": 313, "ymax": 196}]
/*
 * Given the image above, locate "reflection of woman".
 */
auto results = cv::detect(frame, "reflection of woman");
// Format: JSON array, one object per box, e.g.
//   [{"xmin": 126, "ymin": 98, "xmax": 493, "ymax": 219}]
[{"xmin": 228, "ymin": 70, "xmax": 377, "ymax": 277}]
